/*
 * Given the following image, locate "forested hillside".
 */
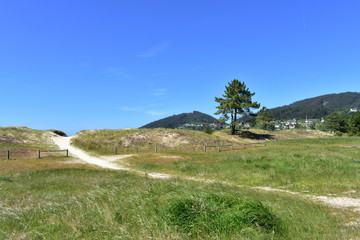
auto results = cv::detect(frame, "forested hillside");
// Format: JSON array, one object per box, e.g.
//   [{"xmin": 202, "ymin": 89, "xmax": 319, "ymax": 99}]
[
  {"xmin": 270, "ymin": 92, "xmax": 360, "ymax": 119},
  {"xmin": 140, "ymin": 111, "xmax": 217, "ymax": 129}
]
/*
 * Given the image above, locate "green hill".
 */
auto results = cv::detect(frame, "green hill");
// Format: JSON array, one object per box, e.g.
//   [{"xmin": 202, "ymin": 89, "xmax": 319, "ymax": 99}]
[
  {"xmin": 140, "ymin": 111, "xmax": 218, "ymax": 129},
  {"xmin": 270, "ymin": 92, "xmax": 360, "ymax": 119}
]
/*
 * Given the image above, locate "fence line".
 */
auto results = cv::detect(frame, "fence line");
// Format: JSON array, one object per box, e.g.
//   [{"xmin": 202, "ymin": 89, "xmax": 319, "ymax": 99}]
[
  {"xmin": 114, "ymin": 142, "xmax": 266, "ymax": 154},
  {"xmin": 0, "ymin": 149, "xmax": 69, "ymax": 160},
  {"xmin": 38, "ymin": 149, "xmax": 69, "ymax": 159},
  {"xmin": 0, "ymin": 150, "xmax": 11, "ymax": 160}
]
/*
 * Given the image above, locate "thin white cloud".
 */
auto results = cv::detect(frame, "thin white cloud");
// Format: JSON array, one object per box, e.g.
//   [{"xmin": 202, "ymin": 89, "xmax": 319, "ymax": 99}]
[
  {"xmin": 102, "ymin": 67, "xmax": 136, "ymax": 79},
  {"xmin": 118, "ymin": 106, "xmax": 167, "ymax": 117},
  {"xmin": 118, "ymin": 106, "xmax": 143, "ymax": 112},
  {"xmin": 150, "ymin": 88, "xmax": 167, "ymax": 96},
  {"xmin": 137, "ymin": 42, "xmax": 170, "ymax": 58},
  {"xmin": 145, "ymin": 110, "xmax": 167, "ymax": 116}
]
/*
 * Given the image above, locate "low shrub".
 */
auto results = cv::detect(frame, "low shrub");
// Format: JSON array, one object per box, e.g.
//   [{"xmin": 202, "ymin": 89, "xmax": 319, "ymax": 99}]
[
  {"xmin": 167, "ymin": 193, "xmax": 286, "ymax": 238},
  {"xmin": 335, "ymin": 131, "xmax": 343, "ymax": 137}
]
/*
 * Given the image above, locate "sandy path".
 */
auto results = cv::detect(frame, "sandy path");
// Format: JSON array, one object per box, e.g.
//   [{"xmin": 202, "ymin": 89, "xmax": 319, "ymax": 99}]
[
  {"xmin": 52, "ymin": 135, "xmax": 172, "ymax": 179},
  {"xmin": 52, "ymin": 135, "xmax": 360, "ymax": 214},
  {"xmin": 52, "ymin": 136, "xmax": 130, "ymax": 170}
]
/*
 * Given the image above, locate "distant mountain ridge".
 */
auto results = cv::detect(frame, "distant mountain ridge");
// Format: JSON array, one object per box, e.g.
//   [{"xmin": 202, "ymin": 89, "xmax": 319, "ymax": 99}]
[
  {"xmin": 140, "ymin": 111, "xmax": 217, "ymax": 129},
  {"xmin": 270, "ymin": 92, "xmax": 360, "ymax": 119}
]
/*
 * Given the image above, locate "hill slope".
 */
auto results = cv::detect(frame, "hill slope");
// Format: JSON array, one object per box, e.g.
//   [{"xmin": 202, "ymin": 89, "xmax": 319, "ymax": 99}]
[
  {"xmin": 140, "ymin": 111, "xmax": 217, "ymax": 129},
  {"xmin": 72, "ymin": 128, "xmax": 232, "ymax": 153},
  {"xmin": 270, "ymin": 92, "xmax": 360, "ymax": 119}
]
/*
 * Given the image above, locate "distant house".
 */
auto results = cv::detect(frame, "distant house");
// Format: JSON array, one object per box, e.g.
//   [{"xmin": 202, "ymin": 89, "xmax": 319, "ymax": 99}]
[{"xmin": 350, "ymin": 108, "xmax": 359, "ymax": 112}]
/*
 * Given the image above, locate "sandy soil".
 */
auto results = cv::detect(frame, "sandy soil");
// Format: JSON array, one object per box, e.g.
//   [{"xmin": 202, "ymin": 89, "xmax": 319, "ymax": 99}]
[
  {"xmin": 52, "ymin": 136, "xmax": 129, "ymax": 170},
  {"xmin": 52, "ymin": 135, "xmax": 171, "ymax": 179}
]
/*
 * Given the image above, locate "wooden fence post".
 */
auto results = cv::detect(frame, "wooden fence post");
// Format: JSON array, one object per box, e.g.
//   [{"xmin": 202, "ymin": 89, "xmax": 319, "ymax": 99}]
[
  {"xmin": 7, "ymin": 150, "xmax": 10, "ymax": 160},
  {"xmin": 66, "ymin": 149, "xmax": 69, "ymax": 157},
  {"xmin": 38, "ymin": 150, "xmax": 41, "ymax": 159},
  {"xmin": 155, "ymin": 146, "xmax": 158, "ymax": 153},
  {"xmin": 231, "ymin": 145, "xmax": 233, "ymax": 151},
  {"xmin": 218, "ymin": 145, "xmax": 220, "ymax": 152},
  {"xmin": 115, "ymin": 147, "xmax": 118, "ymax": 155}
]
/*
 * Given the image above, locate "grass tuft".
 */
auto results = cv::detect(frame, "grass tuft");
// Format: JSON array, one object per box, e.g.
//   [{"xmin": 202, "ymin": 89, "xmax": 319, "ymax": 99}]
[{"xmin": 167, "ymin": 193, "xmax": 286, "ymax": 238}]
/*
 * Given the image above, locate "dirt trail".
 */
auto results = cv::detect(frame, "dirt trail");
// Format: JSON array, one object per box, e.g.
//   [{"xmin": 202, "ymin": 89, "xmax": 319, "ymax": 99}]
[
  {"xmin": 52, "ymin": 135, "xmax": 172, "ymax": 179},
  {"xmin": 52, "ymin": 136, "xmax": 129, "ymax": 170},
  {"xmin": 52, "ymin": 135, "xmax": 360, "ymax": 214}
]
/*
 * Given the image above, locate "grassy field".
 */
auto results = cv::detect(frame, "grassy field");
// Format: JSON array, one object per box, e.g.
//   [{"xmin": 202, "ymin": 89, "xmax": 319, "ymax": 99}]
[
  {"xmin": 1, "ymin": 168, "xmax": 358, "ymax": 239},
  {"xmin": 72, "ymin": 128, "xmax": 359, "ymax": 197},
  {"xmin": 126, "ymin": 137, "xmax": 360, "ymax": 197},
  {"xmin": 0, "ymin": 127, "xmax": 91, "ymax": 174},
  {"xmin": 1, "ymin": 127, "xmax": 359, "ymax": 239}
]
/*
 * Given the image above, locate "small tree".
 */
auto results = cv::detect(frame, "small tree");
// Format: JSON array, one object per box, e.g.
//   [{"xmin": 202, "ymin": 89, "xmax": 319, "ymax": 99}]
[
  {"xmin": 215, "ymin": 80, "xmax": 260, "ymax": 135},
  {"xmin": 256, "ymin": 107, "xmax": 275, "ymax": 131},
  {"xmin": 325, "ymin": 112, "xmax": 348, "ymax": 133},
  {"xmin": 349, "ymin": 111, "xmax": 360, "ymax": 135},
  {"xmin": 203, "ymin": 125, "xmax": 214, "ymax": 135}
]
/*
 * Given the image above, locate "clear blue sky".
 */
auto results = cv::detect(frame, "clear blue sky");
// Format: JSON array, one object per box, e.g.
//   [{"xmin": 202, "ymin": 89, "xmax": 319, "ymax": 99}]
[{"xmin": 1, "ymin": 0, "xmax": 359, "ymax": 135}]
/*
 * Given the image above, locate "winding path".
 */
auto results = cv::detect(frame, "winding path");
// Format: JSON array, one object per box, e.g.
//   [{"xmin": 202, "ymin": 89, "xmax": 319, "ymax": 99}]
[
  {"xmin": 52, "ymin": 135, "xmax": 171, "ymax": 178},
  {"xmin": 52, "ymin": 135, "xmax": 360, "ymax": 215}
]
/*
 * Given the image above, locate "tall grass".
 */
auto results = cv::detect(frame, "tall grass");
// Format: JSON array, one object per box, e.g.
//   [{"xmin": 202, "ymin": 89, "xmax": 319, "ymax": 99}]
[
  {"xmin": 72, "ymin": 129, "xmax": 233, "ymax": 154},
  {"xmin": 0, "ymin": 169, "xmax": 354, "ymax": 239},
  {"xmin": 0, "ymin": 127, "xmax": 56, "ymax": 150},
  {"xmin": 128, "ymin": 137, "xmax": 360, "ymax": 196}
]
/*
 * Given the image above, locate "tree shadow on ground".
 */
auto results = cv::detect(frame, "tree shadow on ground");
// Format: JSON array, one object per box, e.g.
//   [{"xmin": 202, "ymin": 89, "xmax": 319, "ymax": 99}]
[{"xmin": 237, "ymin": 130, "xmax": 275, "ymax": 140}]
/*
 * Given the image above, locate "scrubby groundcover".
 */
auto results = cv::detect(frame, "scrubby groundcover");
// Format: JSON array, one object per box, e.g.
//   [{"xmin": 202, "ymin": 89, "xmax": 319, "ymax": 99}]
[{"xmin": 166, "ymin": 193, "xmax": 286, "ymax": 238}]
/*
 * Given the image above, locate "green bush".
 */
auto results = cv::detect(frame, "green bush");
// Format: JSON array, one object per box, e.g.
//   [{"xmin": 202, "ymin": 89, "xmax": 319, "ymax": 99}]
[
  {"xmin": 167, "ymin": 193, "xmax": 285, "ymax": 238},
  {"xmin": 203, "ymin": 125, "xmax": 214, "ymax": 134},
  {"xmin": 335, "ymin": 131, "xmax": 343, "ymax": 137}
]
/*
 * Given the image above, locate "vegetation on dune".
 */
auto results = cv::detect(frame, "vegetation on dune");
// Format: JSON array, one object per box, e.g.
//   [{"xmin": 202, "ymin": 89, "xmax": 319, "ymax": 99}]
[
  {"xmin": 0, "ymin": 127, "xmax": 90, "ymax": 173},
  {"xmin": 72, "ymin": 128, "xmax": 233, "ymax": 154},
  {"xmin": 0, "ymin": 127, "xmax": 60, "ymax": 160},
  {"xmin": 0, "ymin": 127, "xmax": 55, "ymax": 149},
  {"xmin": 1, "ymin": 127, "xmax": 359, "ymax": 239}
]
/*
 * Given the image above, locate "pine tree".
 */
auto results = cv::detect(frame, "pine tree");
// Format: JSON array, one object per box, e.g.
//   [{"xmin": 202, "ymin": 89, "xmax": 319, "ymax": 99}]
[
  {"xmin": 215, "ymin": 80, "xmax": 260, "ymax": 135},
  {"xmin": 257, "ymin": 107, "xmax": 275, "ymax": 131}
]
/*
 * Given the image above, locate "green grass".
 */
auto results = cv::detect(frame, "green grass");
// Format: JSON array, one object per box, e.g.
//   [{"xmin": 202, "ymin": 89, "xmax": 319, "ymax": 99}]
[
  {"xmin": 0, "ymin": 168, "xmax": 355, "ymax": 239},
  {"xmin": 167, "ymin": 193, "xmax": 286, "ymax": 238},
  {"xmin": 0, "ymin": 127, "xmax": 90, "ymax": 174},
  {"xmin": 1, "ymin": 127, "xmax": 359, "ymax": 239},
  {"xmin": 0, "ymin": 127, "xmax": 56, "ymax": 149},
  {"xmin": 127, "ymin": 137, "xmax": 360, "ymax": 197}
]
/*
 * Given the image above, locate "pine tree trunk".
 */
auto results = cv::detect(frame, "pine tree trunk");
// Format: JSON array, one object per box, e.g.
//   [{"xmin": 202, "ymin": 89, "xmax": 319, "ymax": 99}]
[{"xmin": 231, "ymin": 110, "xmax": 236, "ymax": 135}]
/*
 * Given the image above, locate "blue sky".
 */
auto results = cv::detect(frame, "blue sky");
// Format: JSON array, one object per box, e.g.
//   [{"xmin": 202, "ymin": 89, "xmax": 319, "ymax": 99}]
[{"xmin": 1, "ymin": 0, "xmax": 359, "ymax": 135}]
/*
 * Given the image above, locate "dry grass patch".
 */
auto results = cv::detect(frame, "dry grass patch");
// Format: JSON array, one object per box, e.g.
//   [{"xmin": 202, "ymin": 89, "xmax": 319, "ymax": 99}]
[
  {"xmin": 72, "ymin": 128, "xmax": 235, "ymax": 154},
  {"xmin": 0, "ymin": 158, "xmax": 97, "ymax": 175}
]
